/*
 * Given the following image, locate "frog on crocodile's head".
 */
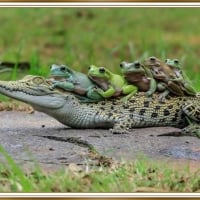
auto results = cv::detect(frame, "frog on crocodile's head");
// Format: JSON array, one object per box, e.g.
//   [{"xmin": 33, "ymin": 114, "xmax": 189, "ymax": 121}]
[
  {"xmin": 88, "ymin": 64, "xmax": 137, "ymax": 102},
  {"xmin": 50, "ymin": 64, "xmax": 73, "ymax": 81},
  {"xmin": 49, "ymin": 64, "xmax": 104, "ymax": 102}
]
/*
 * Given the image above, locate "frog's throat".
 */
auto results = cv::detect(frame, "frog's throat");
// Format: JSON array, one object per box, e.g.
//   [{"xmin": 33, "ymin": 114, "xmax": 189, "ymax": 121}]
[
  {"xmin": 124, "ymin": 72, "xmax": 147, "ymax": 82},
  {"xmin": 89, "ymin": 76, "xmax": 109, "ymax": 90}
]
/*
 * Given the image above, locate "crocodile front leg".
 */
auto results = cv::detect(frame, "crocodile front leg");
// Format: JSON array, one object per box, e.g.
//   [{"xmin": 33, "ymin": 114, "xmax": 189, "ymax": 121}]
[{"xmin": 110, "ymin": 116, "xmax": 133, "ymax": 134}]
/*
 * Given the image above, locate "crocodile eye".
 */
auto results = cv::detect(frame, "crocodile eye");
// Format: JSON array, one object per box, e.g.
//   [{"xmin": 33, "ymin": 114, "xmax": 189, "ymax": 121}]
[
  {"xmin": 99, "ymin": 67, "xmax": 105, "ymax": 73},
  {"xmin": 33, "ymin": 77, "xmax": 44, "ymax": 85}
]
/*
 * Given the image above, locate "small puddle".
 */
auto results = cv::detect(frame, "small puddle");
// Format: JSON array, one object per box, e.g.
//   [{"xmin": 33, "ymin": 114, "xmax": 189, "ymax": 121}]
[{"xmin": 160, "ymin": 147, "xmax": 200, "ymax": 160}]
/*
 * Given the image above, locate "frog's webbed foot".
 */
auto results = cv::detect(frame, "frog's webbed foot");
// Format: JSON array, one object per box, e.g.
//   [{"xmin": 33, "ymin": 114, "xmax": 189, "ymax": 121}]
[
  {"xmin": 144, "ymin": 91, "xmax": 153, "ymax": 102},
  {"xmin": 87, "ymin": 87, "xmax": 104, "ymax": 101},
  {"xmin": 167, "ymin": 81, "xmax": 184, "ymax": 96},
  {"xmin": 120, "ymin": 96, "xmax": 130, "ymax": 106},
  {"xmin": 182, "ymin": 124, "xmax": 200, "ymax": 138},
  {"xmin": 182, "ymin": 82, "xmax": 197, "ymax": 96},
  {"xmin": 50, "ymin": 83, "xmax": 57, "ymax": 90},
  {"xmin": 120, "ymin": 90, "xmax": 138, "ymax": 106},
  {"xmin": 158, "ymin": 90, "xmax": 169, "ymax": 102}
]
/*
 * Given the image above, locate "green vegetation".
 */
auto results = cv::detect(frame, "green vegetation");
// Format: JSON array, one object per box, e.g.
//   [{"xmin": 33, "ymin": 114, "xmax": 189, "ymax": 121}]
[
  {"xmin": 0, "ymin": 145, "xmax": 199, "ymax": 192},
  {"xmin": 0, "ymin": 7, "xmax": 200, "ymax": 192},
  {"xmin": 0, "ymin": 8, "xmax": 200, "ymax": 88}
]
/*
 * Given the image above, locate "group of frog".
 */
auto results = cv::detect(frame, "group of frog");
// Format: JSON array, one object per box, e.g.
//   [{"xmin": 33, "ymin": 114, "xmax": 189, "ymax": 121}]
[{"xmin": 49, "ymin": 56, "xmax": 196, "ymax": 103}]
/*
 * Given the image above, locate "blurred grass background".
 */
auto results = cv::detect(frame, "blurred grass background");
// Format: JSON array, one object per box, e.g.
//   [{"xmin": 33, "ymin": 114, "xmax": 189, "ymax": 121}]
[{"xmin": 0, "ymin": 7, "xmax": 200, "ymax": 89}]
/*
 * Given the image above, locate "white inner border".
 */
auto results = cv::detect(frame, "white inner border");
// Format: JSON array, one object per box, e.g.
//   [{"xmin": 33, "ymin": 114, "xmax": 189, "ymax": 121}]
[
  {"xmin": 0, "ymin": 2, "xmax": 199, "ymax": 6},
  {"xmin": 0, "ymin": 2, "xmax": 199, "ymax": 197}
]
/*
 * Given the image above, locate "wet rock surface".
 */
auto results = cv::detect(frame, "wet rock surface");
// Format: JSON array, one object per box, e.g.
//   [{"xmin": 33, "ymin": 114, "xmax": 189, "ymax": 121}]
[{"xmin": 0, "ymin": 111, "xmax": 200, "ymax": 172}]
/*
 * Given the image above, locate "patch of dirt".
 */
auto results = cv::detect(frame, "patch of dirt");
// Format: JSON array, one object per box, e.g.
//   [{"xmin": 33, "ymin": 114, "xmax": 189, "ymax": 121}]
[{"xmin": 0, "ymin": 110, "xmax": 200, "ymax": 172}]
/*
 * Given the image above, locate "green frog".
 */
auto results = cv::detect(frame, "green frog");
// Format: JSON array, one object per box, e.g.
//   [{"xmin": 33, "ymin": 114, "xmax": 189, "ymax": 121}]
[
  {"xmin": 49, "ymin": 64, "xmax": 104, "ymax": 102},
  {"xmin": 165, "ymin": 59, "xmax": 196, "ymax": 96},
  {"xmin": 120, "ymin": 61, "xmax": 157, "ymax": 97},
  {"xmin": 144, "ymin": 56, "xmax": 185, "ymax": 100},
  {"xmin": 88, "ymin": 65, "xmax": 138, "ymax": 102}
]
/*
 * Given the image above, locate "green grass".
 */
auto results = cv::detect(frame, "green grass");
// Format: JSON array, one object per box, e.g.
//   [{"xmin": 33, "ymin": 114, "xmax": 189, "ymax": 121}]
[
  {"xmin": 0, "ymin": 7, "xmax": 200, "ymax": 192},
  {"xmin": 0, "ymin": 145, "xmax": 199, "ymax": 192},
  {"xmin": 0, "ymin": 8, "xmax": 200, "ymax": 87}
]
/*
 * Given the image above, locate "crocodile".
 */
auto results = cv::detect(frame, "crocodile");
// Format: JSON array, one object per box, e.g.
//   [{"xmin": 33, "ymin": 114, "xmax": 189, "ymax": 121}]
[{"xmin": 0, "ymin": 75, "xmax": 200, "ymax": 136}]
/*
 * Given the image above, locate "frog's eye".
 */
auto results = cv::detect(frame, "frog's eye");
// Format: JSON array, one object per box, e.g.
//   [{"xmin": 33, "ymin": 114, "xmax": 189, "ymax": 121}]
[
  {"xmin": 134, "ymin": 61, "xmax": 141, "ymax": 68},
  {"xmin": 88, "ymin": 66, "xmax": 91, "ymax": 70},
  {"xmin": 174, "ymin": 59, "xmax": 179, "ymax": 64},
  {"xmin": 60, "ymin": 66, "xmax": 66, "ymax": 71},
  {"xmin": 150, "ymin": 56, "xmax": 156, "ymax": 61},
  {"xmin": 165, "ymin": 59, "xmax": 168, "ymax": 63},
  {"xmin": 154, "ymin": 69, "xmax": 159, "ymax": 74},
  {"xmin": 119, "ymin": 62, "xmax": 125, "ymax": 68},
  {"xmin": 99, "ymin": 67, "xmax": 105, "ymax": 73}
]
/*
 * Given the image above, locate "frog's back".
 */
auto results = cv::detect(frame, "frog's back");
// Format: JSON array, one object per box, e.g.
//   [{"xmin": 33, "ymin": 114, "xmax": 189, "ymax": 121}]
[{"xmin": 72, "ymin": 70, "xmax": 94, "ymax": 88}]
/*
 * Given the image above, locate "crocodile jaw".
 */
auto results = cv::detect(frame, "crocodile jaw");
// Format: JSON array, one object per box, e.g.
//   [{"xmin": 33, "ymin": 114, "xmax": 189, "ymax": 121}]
[{"xmin": 0, "ymin": 79, "xmax": 66, "ymax": 109}]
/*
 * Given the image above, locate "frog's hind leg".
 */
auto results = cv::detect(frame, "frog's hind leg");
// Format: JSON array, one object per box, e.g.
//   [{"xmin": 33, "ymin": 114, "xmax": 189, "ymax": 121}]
[
  {"xmin": 121, "ymin": 85, "xmax": 138, "ymax": 104},
  {"xmin": 167, "ymin": 81, "xmax": 184, "ymax": 96},
  {"xmin": 182, "ymin": 82, "xmax": 197, "ymax": 96},
  {"xmin": 181, "ymin": 100, "xmax": 200, "ymax": 138},
  {"xmin": 158, "ymin": 89, "xmax": 170, "ymax": 102}
]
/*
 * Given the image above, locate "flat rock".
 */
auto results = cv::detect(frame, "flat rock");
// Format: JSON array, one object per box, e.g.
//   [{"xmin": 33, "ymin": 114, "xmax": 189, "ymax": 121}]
[{"xmin": 0, "ymin": 111, "xmax": 200, "ymax": 172}]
